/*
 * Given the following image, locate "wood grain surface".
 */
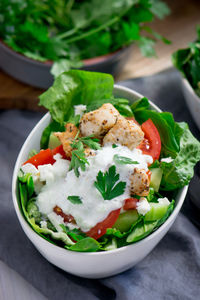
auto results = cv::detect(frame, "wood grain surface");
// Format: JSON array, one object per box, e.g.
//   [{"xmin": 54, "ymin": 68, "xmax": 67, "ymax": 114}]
[{"xmin": 0, "ymin": 0, "xmax": 200, "ymax": 111}]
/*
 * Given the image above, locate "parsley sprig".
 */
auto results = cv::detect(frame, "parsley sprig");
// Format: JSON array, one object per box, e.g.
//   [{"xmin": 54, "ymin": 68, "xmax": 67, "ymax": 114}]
[
  {"xmin": 94, "ymin": 165, "xmax": 126, "ymax": 200},
  {"xmin": 69, "ymin": 131, "xmax": 101, "ymax": 177},
  {"xmin": 67, "ymin": 195, "xmax": 82, "ymax": 204}
]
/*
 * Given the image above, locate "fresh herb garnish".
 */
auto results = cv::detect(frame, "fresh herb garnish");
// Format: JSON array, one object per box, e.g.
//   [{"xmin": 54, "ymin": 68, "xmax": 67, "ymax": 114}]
[
  {"xmin": 112, "ymin": 144, "xmax": 118, "ymax": 148},
  {"xmin": 69, "ymin": 141, "xmax": 89, "ymax": 177},
  {"xmin": 69, "ymin": 131, "xmax": 101, "ymax": 177},
  {"xmin": 78, "ymin": 135, "xmax": 101, "ymax": 150},
  {"xmin": 0, "ymin": 1, "xmax": 170, "ymax": 77},
  {"xmin": 172, "ymin": 27, "xmax": 200, "ymax": 97},
  {"xmin": 113, "ymin": 154, "xmax": 139, "ymax": 165},
  {"xmin": 94, "ymin": 165, "xmax": 126, "ymax": 200},
  {"xmin": 67, "ymin": 195, "xmax": 83, "ymax": 204}
]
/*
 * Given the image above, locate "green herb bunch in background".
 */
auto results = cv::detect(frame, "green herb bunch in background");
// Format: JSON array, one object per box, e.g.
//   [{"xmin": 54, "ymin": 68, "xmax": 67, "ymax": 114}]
[
  {"xmin": 0, "ymin": 0, "xmax": 170, "ymax": 76},
  {"xmin": 172, "ymin": 26, "xmax": 200, "ymax": 97}
]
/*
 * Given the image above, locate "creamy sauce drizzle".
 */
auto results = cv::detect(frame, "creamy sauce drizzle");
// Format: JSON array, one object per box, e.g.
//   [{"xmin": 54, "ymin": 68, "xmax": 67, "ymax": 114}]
[{"xmin": 34, "ymin": 145, "xmax": 152, "ymax": 232}]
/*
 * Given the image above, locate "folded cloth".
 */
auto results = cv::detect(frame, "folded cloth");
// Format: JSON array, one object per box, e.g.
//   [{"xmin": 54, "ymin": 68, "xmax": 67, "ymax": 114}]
[{"xmin": 0, "ymin": 69, "xmax": 200, "ymax": 300}]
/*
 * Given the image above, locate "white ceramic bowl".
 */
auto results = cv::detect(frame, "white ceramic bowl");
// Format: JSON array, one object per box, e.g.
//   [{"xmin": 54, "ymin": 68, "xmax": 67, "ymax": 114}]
[
  {"xmin": 182, "ymin": 78, "xmax": 200, "ymax": 130},
  {"xmin": 12, "ymin": 85, "xmax": 188, "ymax": 278}
]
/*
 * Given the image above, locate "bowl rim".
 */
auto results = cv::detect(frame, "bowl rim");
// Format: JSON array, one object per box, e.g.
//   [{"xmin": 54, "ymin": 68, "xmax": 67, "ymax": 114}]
[
  {"xmin": 12, "ymin": 84, "xmax": 188, "ymax": 257},
  {"xmin": 0, "ymin": 40, "xmax": 128, "ymax": 68}
]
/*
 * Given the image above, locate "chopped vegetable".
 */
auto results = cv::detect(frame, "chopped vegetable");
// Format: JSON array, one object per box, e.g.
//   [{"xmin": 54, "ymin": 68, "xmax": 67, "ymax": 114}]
[
  {"xmin": 23, "ymin": 149, "xmax": 55, "ymax": 167},
  {"xmin": 138, "ymin": 119, "xmax": 161, "ymax": 161},
  {"xmin": 86, "ymin": 209, "xmax": 121, "ymax": 240}
]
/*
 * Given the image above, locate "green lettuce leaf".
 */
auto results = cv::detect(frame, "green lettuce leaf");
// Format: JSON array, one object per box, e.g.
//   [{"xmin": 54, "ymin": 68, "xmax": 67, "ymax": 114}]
[
  {"xmin": 39, "ymin": 70, "xmax": 114, "ymax": 125},
  {"xmin": 132, "ymin": 98, "xmax": 200, "ymax": 190},
  {"xmin": 86, "ymin": 97, "xmax": 133, "ymax": 117},
  {"xmin": 161, "ymin": 128, "xmax": 200, "ymax": 190},
  {"xmin": 172, "ymin": 27, "xmax": 200, "ymax": 96},
  {"xmin": 132, "ymin": 103, "xmax": 184, "ymax": 157},
  {"xmin": 66, "ymin": 237, "xmax": 100, "ymax": 252}
]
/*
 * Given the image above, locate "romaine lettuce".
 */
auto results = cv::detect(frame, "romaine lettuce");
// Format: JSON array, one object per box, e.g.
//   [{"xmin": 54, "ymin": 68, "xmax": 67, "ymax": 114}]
[{"xmin": 39, "ymin": 70, "xmax": 114, "ymax": 125}]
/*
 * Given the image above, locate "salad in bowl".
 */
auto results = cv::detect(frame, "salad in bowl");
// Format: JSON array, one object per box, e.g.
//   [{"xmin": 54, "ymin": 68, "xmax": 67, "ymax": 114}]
[{"xmin": 15, "ymin": 70, "xmax": 200, "ymax": 256}]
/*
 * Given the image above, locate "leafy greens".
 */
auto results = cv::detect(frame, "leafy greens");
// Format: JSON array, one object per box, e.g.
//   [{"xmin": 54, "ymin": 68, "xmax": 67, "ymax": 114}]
[
  {"xmin": 0, "ymin": 0, "xmax": 170, "ymax": 75},
  {"xmin": 69, "ymin": 131, "xmax": 101, "ymax": 177},
  {"xmin": 17, "ymin": 69, "xmax": 200, "ymax": 252},
  {"xmin": 131, "ymin": 97, "xmax": 200, "ymax": 190},
  {"xmin": 39, "ymin": 70, "xmax": 114, "ymax": 125},
  {"xmin": 172, "ymin": 26, "xmax": 200, "ymax": 97}
]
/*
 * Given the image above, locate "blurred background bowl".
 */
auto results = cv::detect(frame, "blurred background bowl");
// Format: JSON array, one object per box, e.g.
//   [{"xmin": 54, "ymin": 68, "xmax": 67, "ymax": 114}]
[
  {"xmin": 0, "ymin": 41, "xmax": 132, "ymax": 89},
  {"xmin": 182, "ymin": 78, "xmax": 200, "ymax": 130}
]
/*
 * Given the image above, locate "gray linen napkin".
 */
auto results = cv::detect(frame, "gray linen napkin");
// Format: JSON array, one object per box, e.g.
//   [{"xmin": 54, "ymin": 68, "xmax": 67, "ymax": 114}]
[{"xmin": 0, "ymin": 69, "xmax": 200, "ymax": 300}]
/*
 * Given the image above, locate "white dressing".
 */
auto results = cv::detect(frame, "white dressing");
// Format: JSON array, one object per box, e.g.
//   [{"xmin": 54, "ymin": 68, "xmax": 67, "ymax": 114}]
[
  {"xmin": 74, "ymin": 104, "xmax": 87, "ymax": 117},
  {"xmin": 136, "ymin": 197, "xmax": 151, "ymax": 215},
  {"xmin": 35, "ymin": 145, "xmax": 153, "ymax": 232}
]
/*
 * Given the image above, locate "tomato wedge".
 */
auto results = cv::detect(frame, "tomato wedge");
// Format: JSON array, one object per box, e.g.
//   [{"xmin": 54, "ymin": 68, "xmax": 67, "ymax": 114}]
[
  {"xmin": 86, "ymin": 209, "xmax": 121, "ymax": 240},
  {"xmin": 24, "ymin": 149, "xmax": 55, "ymax": 167},
  {"xmin": 123, "ymin": 198, "xmax": 139, "ymax": 210},
  {"xmin": 52, "ymin": 145, "xmax": 67, "ymax": 159},
  {"xmin": 24, "ymin": 145, "xmax": 68, "ymax": 168},
  {"xmin": 138, "ymin": 119, "xmax": 161, "ymax": 161}
]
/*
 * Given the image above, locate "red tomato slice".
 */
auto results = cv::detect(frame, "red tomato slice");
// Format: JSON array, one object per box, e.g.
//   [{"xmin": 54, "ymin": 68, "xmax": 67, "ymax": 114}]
[
  {"xmin": 138, "ymin": 119, "xmax": 161, "ymax": 161},
  {"xmin": 51, "ymin": 145, "xmax": 67, "ymax": 159},
  {"xmin": 24, "ymin": 149, "xmax": 55, "ymax": 167},
  {"xmin": 24, "ymin": 145, "xmax": 68, "ymax": 168},
  {"xmin": 86, "ymin": 209, "xmax": 121, "ymax": 240},
  {"xmin": 123, "ymin": 198, "xmax": 139, "ymax": 210}
]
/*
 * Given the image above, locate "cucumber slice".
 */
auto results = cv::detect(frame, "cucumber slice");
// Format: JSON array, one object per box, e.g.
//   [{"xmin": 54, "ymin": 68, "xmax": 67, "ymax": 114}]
[
  {"xmin": 104, "ymin": 238, "xmax": 117, "ymax": 251},
  {"xmin": 144, "ymin": 200, "xmax": 170, "ymax": 221},
  {"xmin": 113, "ymin": 210, "xmax": 139, "ymax": 232},
  {"xmin": 150, "ymin": 168, "xmax": 163, "ymax": 192},
  {"xmin": 48, "ymin": 132, "xmax": 61, "ymax": 149}
]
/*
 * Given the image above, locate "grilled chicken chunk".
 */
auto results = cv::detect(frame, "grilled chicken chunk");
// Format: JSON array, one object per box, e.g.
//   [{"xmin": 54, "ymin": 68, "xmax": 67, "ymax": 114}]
[
  {"xmin": 54, "ymin": 123, "xmax": 78, "ymax": 158},
  {"xmin": 103, "ymin": 117, "xmax": 144, "ymax": 150},
  {"xmin": 55, "ymin": 123, "xmax": 96, "ymax": 158},
  {"xmin": 129, "ymin": 168, "xmax": 150, "ymax": 196},
  {"xmin": 79, "ymin": 103, "xmax": 119, "ymax": 138}
]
